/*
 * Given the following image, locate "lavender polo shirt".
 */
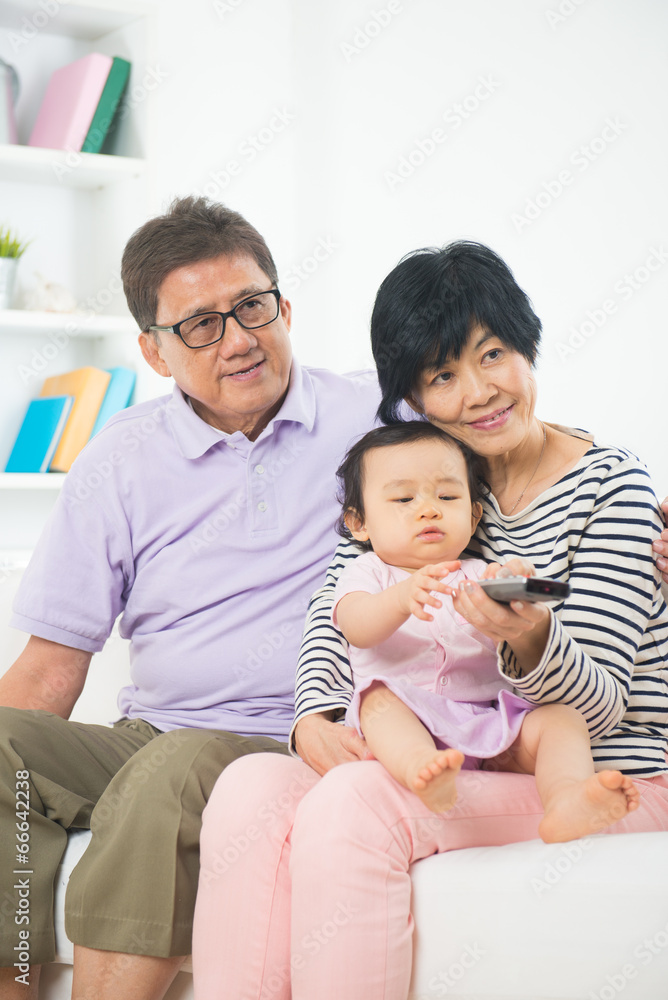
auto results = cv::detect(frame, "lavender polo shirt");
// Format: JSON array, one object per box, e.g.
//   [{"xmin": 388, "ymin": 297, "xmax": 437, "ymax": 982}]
[{"xmin": 11, "ymin": 360, "xmax": 380, "ymax": 741}]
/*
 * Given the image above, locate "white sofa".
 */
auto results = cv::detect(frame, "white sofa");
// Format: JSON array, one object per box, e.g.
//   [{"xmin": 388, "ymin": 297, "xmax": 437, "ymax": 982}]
[
  {"xmin": 38, "ymin": 826, "xmax": 668, "ymax": 1000},
  {"xmin": 2, "ymin": 591, "xmax": 666, "ymax": 999}
]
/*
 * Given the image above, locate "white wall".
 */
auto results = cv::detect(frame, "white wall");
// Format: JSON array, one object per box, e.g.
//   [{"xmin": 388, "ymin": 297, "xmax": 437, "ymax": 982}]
[{"xmin": 146, "ymin": 0, "xmax": 667, "ymax": 496}]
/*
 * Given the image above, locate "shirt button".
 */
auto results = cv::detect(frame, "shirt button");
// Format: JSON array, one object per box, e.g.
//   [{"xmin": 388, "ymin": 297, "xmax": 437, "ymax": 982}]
[
  {"xmin": 227, "ymin": 442, "xmax": 236, "ymax": 450},
  {"xmin": 257, "ymin": 501, "xmax": 268, "ymax": 512},
  {"xmin": 255, "ymin": 464, "xmax": 265, "ymax": 474},
  {"xmin": 440, "ymin": 676, "xmax": 448, "ymax": 686}
]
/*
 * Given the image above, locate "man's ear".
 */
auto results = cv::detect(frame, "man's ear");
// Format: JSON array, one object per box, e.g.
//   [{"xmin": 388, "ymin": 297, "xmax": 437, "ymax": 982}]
[
  {"xmin": 138, "ymin": 331, "xmax": 172, "ymax": 378},
  {"xmin": 471, "ymin": 500, "xmax": 483, "ymax": 533},
  {"xmin": 343, "ymin": 509, "xmax": 369, "ymax": 543},
  {"xmin": 279, "ymin": 294, "xmax": 292, "ymax": 333}
]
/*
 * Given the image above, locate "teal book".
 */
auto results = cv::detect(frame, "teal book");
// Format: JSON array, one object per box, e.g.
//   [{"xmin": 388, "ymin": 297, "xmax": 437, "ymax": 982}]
[
  {"xmin": 81, "ymin": 56, "xmax": 131, "ymax": 155},
  {"xmin": 89, "ymin": 366, "xmax": 136, "ymax": 438},
  {"xmin": 5, "ymin": 395, "xmax": 74, "ymax": 473}
]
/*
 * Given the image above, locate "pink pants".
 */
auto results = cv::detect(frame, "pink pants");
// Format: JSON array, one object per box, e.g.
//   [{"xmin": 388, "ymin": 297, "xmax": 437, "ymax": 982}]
[{"xmin": 192, "ymin": 754, "xmax": 668, "ymax": 1000}]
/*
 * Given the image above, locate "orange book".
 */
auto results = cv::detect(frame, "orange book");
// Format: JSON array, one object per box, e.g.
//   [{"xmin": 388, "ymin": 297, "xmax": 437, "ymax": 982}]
[{"xmin": 40, "ymin": 367, "xmax": 111, "ymax": 471}]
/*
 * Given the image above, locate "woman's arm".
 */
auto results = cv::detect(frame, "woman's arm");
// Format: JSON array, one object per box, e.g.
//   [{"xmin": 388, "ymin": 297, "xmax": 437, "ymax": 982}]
[
  {"xmin": 498, "ymin": 460, "xmax": 666, "ymax": 742},
  {"xmin": 451, "ymin": 456, "xmax": 668, "ymax": 750},
  {"xmin": 290, "ymin": 539, "xmax": 369, "ymax": 771},
  {"xmin": 292, "ymin": 539, "xmax": 360, "ymax": 721}
]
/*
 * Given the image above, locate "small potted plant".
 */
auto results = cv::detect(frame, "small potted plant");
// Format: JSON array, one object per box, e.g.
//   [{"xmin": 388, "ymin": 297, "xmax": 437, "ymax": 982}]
[{"xmin": 0, "ymin": 226, "xmax": 30, "ymax": 309}]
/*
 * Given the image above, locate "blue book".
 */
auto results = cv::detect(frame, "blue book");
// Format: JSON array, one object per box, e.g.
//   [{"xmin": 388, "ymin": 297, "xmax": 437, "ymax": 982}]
[
  {"xmin": 5, "ymin": 395, "xmax": 74, "ymax": 473},
  {"xmin": 89, "ymin": 366, "xmax": 136, "ymax": 438}
]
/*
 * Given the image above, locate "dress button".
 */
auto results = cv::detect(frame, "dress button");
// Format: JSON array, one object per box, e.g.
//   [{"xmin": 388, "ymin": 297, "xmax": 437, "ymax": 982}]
[
  {"xmin": 257, "ymin": 501, "xmax": 268, "ymax": 512},
  {"xmin": 255, "ymin": 465, "xmax": 265, "ymax": 474}
]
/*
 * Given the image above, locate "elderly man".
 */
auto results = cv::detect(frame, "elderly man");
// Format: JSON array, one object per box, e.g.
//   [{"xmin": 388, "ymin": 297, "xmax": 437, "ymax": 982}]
[{"xmin": 0, "ymin": 197, "xmax": 376, "ymax": 1000}]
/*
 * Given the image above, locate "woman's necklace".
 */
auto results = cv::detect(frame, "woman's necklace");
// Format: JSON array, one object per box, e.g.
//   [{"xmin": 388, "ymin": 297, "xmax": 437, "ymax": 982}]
[{"xmin": 507, "ymin": 422, "xmax": 547, "ymax": 515}]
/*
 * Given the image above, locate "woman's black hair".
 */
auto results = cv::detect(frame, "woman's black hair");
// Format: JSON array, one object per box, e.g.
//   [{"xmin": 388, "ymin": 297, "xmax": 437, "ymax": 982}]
[
  {"xmin": 336, "ymin": 421, "xmax": 489, "ymax": 552},
  {"xmin": 371, "ymin": 241, "xmax": 542, "ymax": 424}
]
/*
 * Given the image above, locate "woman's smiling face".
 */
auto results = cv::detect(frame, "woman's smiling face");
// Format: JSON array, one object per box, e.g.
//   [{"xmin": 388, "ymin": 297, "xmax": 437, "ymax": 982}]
[{"xmin": 409, "ymin": 323, "xmax": 538, "ymax": 459}]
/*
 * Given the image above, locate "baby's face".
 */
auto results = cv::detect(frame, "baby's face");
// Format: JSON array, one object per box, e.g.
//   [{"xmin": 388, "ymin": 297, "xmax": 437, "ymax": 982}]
[{"xmin": 347, "ymin": 438, "xmax": 481, "ymax": 572}]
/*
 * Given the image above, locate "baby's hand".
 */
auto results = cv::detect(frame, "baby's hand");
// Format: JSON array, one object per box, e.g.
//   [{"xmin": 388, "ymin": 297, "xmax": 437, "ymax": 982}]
[
  {"xmin": 482, "ymin": 557, "xmax": 536, "ymax": 581},
  {"xmin": 401, "ymin": 561, "xmax": 461, "ymax": 621}
]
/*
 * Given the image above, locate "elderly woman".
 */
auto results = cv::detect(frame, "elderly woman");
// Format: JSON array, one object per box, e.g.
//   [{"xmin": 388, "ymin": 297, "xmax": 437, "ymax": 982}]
[{"xmin": 192, "ymin": 242, "xmax": 668, "ymax": 1000}]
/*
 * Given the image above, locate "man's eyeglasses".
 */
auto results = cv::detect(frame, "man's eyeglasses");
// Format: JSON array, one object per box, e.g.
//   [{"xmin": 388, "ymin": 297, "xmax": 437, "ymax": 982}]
[{"xmin": 147, "ymin": 288, "xmax": 282, "ymax": 349}]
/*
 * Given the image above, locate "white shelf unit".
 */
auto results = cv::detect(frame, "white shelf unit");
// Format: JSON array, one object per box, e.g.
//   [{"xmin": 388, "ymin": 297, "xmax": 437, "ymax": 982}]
[
  {"xmin": 0, "ymin": 0, "xmax": 159, "ymax": 553},
  {"xmin": 0, "ymin": 472, "xmax": 66, "ymax": 489},
  {"xmin": 0, "ymin": 141, "xmax": 146, "ymax": 187},
  {"xmin": 0, "ymin": 307, "xmax": 139, "ymax": 336}
]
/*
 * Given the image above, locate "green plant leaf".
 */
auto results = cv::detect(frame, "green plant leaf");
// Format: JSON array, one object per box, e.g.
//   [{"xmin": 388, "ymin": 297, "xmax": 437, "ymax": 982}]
[{"xmin": 0, "ymin": 226, "xmax": 30, "ymax": 258}]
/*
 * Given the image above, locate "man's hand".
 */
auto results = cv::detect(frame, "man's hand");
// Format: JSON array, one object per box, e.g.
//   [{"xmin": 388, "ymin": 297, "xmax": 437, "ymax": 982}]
[
  {"xmin": 653, "ymin": 497, "xmax": 668, "ymax": 586},
  {"xmin": 294, "ymin": 711, "xmax": 373, "ymax": 776}
]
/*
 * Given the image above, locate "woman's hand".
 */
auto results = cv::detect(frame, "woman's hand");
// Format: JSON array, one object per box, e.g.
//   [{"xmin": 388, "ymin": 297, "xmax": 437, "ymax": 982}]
[
  {"xmin": 446, "ymin": 577, "xmax": 552, "ymax": 675},
  {"xmin": 653, "ymin": 497, "xmax": 668, "ymax": 585},
  {"xmin": 481, "ymin": 557, "xmax": 536, "ymax": 581},
  {"xmin": 293, "ymin": 712, "xmax": 373, "ymax": 776}
]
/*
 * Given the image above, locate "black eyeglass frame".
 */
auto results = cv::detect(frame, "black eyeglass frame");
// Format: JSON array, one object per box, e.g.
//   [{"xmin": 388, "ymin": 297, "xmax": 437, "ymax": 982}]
[{"xmin": 146, "ymin": 288, "xmax": 282, "ymax": 349}]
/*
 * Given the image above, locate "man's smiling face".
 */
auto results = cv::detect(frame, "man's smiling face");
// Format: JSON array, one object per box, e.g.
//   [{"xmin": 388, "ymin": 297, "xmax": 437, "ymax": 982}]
[{"xmin": 139, "ymin": 254, "xmax": 292, "ymax": 441}]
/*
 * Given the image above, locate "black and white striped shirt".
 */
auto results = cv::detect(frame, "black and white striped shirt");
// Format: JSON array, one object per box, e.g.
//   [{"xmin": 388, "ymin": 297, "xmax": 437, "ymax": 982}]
[{"xmin": 293, "ymin": 441, "xmax": 668, "ymax": 776}]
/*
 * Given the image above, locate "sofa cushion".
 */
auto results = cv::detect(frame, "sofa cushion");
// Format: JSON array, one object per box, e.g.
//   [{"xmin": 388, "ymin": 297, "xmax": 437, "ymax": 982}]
[
  {"xmin": 54, "ymin": 829, "xmax": 668, "ymax": 999},
  {"xmin": 410, "ymin": 831, "xmax": 668, "ymax": 999}
]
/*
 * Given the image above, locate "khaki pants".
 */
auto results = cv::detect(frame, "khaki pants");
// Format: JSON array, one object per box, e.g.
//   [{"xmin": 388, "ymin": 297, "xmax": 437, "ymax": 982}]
[{"xmin": 0, "ymin": 708, "xmax": 289, "ymax": 964}]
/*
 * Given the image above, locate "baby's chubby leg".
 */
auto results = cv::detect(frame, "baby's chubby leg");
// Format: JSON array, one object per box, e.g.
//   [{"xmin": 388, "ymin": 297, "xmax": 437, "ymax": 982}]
[
  {"xmin": 507, "ymin": 704, "xmax": 641, "ymax": 843},
  {"xmin": 359, "ymin": 683, "xmax": 464, "ymax": 813}
]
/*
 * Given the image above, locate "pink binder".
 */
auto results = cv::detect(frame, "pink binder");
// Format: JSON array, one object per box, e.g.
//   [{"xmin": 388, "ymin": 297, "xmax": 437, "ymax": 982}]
[{"xmin": 28, "ymin": 52, "xmax": 113, "ymax": 152}]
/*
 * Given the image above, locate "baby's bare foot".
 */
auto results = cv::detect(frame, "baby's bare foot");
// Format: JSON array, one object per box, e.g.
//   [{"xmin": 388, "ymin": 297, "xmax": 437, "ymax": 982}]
[
  {"xmin": 539, "ymin": 770, "xmax": 640, "ymax": 843},
  {"xmin": 407, "ymin": 748, "xmax": 465, "ymax": 813}
]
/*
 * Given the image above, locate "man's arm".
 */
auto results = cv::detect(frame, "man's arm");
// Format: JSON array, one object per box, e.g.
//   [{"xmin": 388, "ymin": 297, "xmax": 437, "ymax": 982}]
[{"xmin": 0, "ymin": 635, "xmax": 92, "ymax": 718}]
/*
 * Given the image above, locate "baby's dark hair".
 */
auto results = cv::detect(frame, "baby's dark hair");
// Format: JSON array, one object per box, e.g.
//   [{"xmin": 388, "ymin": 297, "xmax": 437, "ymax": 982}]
[{"xmin": 336, "ymin": 421, "xmax": 489, "ymax": 552}]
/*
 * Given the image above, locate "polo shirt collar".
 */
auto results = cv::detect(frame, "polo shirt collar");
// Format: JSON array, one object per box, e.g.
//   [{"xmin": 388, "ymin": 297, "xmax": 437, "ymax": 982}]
[{"xmin": 166, "ymin": 357, "xmax": 316, "ymax": 460}]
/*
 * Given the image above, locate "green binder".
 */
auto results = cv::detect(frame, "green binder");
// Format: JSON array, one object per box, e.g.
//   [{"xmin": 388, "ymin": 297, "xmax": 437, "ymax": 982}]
[{"xmin": 81, "ymin": 56, "xmax": 131, "ymax": 154}]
